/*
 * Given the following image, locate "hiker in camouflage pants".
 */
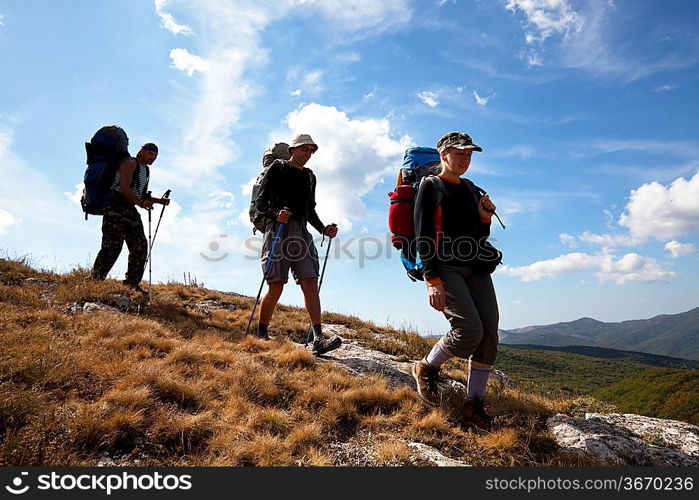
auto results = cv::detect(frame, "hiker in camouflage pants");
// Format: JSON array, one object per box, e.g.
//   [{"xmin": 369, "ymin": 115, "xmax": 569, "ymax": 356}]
[
  {"xmin": 91, "ymin": 143, "xmax": 169, "ymax": 291},
  {"xmin": 92, "ymin": 203, "xmax": 150, "ymax": 287}
]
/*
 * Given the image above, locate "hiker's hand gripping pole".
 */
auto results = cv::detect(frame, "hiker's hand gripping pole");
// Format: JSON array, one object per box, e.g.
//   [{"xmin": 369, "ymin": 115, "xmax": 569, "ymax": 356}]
[
  {"xmin": 305, "ymin": 223, "xmax": 337, "ymax": 346},
  {"xmin": 245, "ymin": 208, "xmax": 291, "ymax": 336}
]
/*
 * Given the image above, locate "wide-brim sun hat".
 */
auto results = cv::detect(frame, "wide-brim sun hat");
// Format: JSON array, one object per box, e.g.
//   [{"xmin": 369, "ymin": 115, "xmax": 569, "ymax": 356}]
[{"xmin": 289, "ymin": 133, "xmax": 318, "ymax": 152}]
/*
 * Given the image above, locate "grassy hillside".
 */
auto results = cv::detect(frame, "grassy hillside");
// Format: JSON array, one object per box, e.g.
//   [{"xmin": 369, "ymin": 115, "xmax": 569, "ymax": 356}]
[
  {"xmin": 594, "ymin": 369, "xmax": 699, "ymax": 425},
  {"xmin": 1, "ymin": 257, "xmax": 597, "ymax": 467},
  {"xmin": 495, "ymin": 346, "xmax": 653, "ymax": 396},
  {"xmin": 495, "ymin": 345, "xmax": 698, "ymax": 424},
  {"xmin": 505, "ymin": 345, "xmax": 699, "ymax": 370}
]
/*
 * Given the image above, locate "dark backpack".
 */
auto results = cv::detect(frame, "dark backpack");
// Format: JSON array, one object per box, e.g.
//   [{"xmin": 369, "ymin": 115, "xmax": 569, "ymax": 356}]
[
  {"xmin": 80, "ymin": 126, "xmax": 130, "ymax": 219},
  {"xmin": 388, "ymin": 147, "xmax": 447, "ymax": 281},
  {"xmin": 248, "ymin": 142, "xmax": 291, "ymax": 233}
]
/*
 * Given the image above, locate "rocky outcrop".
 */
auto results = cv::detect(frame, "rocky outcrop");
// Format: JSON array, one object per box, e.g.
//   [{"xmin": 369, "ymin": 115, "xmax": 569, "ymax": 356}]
[
  {"xmin": 547, "ymin": 413, "xmax": 699, "ymax": 466},
  {"xmin": 408, "ymin": 442, "xmax": 471, "ymax": 467}
]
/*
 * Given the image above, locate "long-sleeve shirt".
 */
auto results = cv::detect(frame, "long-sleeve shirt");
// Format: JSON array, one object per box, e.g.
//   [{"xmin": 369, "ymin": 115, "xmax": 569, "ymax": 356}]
[
  {"xmin": 414, "ymin": 176, "xmax": 493, "ymax": 281},
  {"xmin": 255, "ymin": 159, "xmax": 325, "ymax": 234}
]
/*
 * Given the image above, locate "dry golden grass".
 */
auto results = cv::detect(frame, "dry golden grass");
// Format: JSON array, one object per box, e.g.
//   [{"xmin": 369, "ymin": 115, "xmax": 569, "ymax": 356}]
[
  {"xmin": 376, "ymin": 440, "xmax": 412, "ymax": 464},
  {"xmin": 0, "ymin": 257, "xmax": 595, "ymax": 466}
]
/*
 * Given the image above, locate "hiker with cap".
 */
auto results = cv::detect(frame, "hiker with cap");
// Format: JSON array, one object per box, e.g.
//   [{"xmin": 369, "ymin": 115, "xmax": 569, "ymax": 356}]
[
  {"xmin": 411, "ymin": 131, "xmax": 503, "ymax": 428},
  {"xmin": 253, "ymin": 133, "xmax": 342, "ymax": 355},
  {"xmin": 91, "ymin": 142, "xmax": 171, "ymax": 292}
]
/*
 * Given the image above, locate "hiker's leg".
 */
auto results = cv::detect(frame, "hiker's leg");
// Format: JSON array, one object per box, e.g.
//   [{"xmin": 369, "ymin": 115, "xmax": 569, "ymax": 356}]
[
  {"xmin": 299, "ymin": 277, "xmax": 321, "ymax": 325},
  {"xmin": 123, "ymin": 209, "xmax": 148, "ymax": 287},
  {"xmin": 259, "ymin": 281, "xmax": 284, "ymax": 325},
  {"xmin": 290, "ymin": 222, "xmax": 321, "ymax": 326},
  {"xmin": 467, "ymin": 273, "xmax": 499, "ymax": 367},
  {"xmin": 440, "ymin": 265, "xmax": 484, "ymax": 359},
  {"xmin": 91, "ymin": 207, "xmax": 126, "ymax": 279}
]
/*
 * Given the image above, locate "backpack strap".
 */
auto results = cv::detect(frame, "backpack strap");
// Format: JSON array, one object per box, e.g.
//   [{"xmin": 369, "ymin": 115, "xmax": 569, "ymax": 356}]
[{"xmin": 424, "ymin": 175, "xmax": 448, "ymax": 248}]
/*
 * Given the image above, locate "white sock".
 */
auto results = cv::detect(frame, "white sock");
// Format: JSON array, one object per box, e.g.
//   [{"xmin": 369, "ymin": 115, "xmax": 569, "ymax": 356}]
[{"xmin": 425, "ymin": 341, "xmax": 453, "ymax": 368}]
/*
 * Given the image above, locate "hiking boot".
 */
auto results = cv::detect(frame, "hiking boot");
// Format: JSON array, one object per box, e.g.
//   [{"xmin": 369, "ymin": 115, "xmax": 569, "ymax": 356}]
[
  {"xmin": 411, "ymin": 358, "xmax": 441, "ymax": 407},
  {"xmin": 122, "ymin": 280, "xmax": 145, "ymax": 293},
  {"xmin": 311, "ymin": 336, "xmax": 342, "ymax": 356},
  {"xmin": 462, "ymin": 396, "xmax": 494, "ymax": 429},
  {"xmin": 252, "ymin": 330, "xmax": 271, "ymax": 341}
]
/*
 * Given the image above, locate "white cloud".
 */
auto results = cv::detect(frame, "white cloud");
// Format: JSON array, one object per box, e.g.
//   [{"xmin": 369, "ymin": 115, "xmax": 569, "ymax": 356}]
[
  {"xmin": 505, "ymin": 0, "xmax": 583, "ymax": 44},
  {"xmin": 500, "ymin": 252, "xmax": 597, "ymax": 281},
  {"xmin": 363, "ymin": 84, "xmax": 378, "ymax": 100},
  {"xmin": 154, "ymin": 0, "xmax": 193, "ymax": 35},
  {"xmin": 169, "ymin": 48, "xmax": 209, "ymax": 76},
  {"xmin": 618, "ymin": 171, "xmax": 699, "ymax": 241},
  {"xmin": 500, "ymin": 251, "xmax": 674, "ymax": 284},
  {"xmin": 296, "ymin": 0, "xmax": 412, "ymax": 36},
  {"xmin": 241, "ymin": 176, "xmax": 257, "ymax": 197},
  {"xmin": 654, "ymin": 85, "xmax": 677, "ymax": 92},
  {"xmin": 665, "ymin": 240, "xmax": 696, "ymax": 258},
  {"xmin": 417, "ymin": 91, "xmax": 440, "ymax": 108},
  {"xmin": 281, "ymin": 103, "xmax": 412, "ymax": 231},
  {"xmin": 209, "ymin": 190, "xmax": 235, "ymax": 209},
  {"xmin": 0, "ymin": 208, "xmax": 20, "ymax": 234},
  {"xmin": 65, "ymin": 183, "xmax": 83, "ymax": 206},
  {"xmin": 0, "ymin": 14, "xmax": 5, "ymax": 26},
  {"xmin": 472, "ymin": 90, "xmax": 493, "ymax": 106},
  {"xmin": 576, "ymin": 230, "xmax": 643, "ymax": 248},
  {"xmin": 287, "ymin": 68, "xmax": 325, "ymax": 96},
  {"xmin": 596, "ymin": 253, "xmax": 675, "ymax": 284},
  {"xmin": 520, "ymin": 49, "xmax": 544, "ymax": 66},
  {"xmin": 559, "ymin": 233, "xmax": 577, "ymax": 247}
]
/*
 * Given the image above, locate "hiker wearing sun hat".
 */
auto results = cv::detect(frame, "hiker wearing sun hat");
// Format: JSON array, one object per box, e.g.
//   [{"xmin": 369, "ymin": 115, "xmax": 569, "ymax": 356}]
[
  {"xmin": 411, "ymin": 131, "xmax": 503, "ymax": 429},
  {"xmin": 253, "ymin": 133, "xmax": 341, "ymax": 355}
]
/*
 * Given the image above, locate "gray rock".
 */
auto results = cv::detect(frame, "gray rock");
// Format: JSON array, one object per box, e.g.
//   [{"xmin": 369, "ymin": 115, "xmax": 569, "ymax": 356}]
[
  {"xmin": 111, "ymin": 294, "xmax": 135, "ymax": 312},
  {"xmin": 196, "ymin": 299, "xmax": 236, "ymax": 311},
  {"xmin": 23, "ymin": 278, "xmax": 58, "ymax": 288},
  {"xmin": 408, "ymin": 442, "xmax": 471, "ymax": 467},
  {"xmin": 547, "ymin": 413, "xmax": 699, "ymax": 466},
  {"xmin": 83, "ymin": 302, "xmax": 119, "ymax": 314}
]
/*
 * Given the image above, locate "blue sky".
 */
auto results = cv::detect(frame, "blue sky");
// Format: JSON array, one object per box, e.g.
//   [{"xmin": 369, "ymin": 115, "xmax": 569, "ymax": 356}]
[{"xmin": 1, "ymin": 0, "xmax": 698, "ymax": 334}]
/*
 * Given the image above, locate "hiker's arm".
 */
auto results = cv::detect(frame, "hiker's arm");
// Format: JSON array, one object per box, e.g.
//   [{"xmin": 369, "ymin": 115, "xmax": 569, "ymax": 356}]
[
  {"xmin": 307, "ymin": 207, "xmax": 325, "ymax": 234},
  {"xmin": 118, "ymin": 160, "xmax": 151, "ymax": 208},
  {"xmin": 414, "ymin": 179, "xmax": 439, "ymax": 282},
  {"xmin": 306, "ymin": 171, "xmax": 326, "ymax": 234},
  {"xmin": 472, "ymin": 184, "xmax": 493, "ymax": 235},
  {"xmin": 255, "ymin": 162, "xmax": 282, "ymax": 218}
]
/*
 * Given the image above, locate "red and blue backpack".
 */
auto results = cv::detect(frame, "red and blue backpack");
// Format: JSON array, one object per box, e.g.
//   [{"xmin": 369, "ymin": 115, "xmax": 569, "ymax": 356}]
[{"xmin": 388, "ymin": 147, "xmax": 447, "ymax": 281}]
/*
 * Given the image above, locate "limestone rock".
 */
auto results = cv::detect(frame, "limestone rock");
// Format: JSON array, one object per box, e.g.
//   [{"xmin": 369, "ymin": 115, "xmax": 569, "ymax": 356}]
[
  {"xmin": 547, "ymin": 413, "xmax": 699, "ymax": 466},
  {"xmin": 408, "ymin": 442, "xmax": 471, "ymax": 467},
  {"xmin": 82, "ymin": 302, "xmax": 119, "ymax": 314}
]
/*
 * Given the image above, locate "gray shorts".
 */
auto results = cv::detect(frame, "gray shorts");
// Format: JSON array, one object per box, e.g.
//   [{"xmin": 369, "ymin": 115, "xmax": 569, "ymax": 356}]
[
  {"xmin": 439, "ymin": 264, "xmax": 499, "ymax": 365},
  {"xmin": 261, "ymin": 218, "xmax": 319, "ymax": 285}
]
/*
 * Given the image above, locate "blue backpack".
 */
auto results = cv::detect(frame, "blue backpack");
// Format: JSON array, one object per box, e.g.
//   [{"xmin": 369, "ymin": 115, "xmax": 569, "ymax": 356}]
[
  {"xmin": 80, "ymin": 126, "xmax": 130, "ymax": 219},
  {"xmin": 388, "ymin": 147, "xmax": 446, "ymax": 281}
]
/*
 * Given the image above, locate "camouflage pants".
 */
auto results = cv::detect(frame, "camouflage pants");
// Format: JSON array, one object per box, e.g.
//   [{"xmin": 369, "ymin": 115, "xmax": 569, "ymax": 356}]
[{"xmin": 91, "ymin": 203, "xmax": 148, "ymax": 286}]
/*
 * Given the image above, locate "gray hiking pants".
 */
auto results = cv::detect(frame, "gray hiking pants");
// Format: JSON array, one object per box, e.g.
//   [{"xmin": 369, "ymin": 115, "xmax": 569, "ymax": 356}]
[{"xmin": 439, "ymin": 264, "xmax": 499, "ymax": 365}]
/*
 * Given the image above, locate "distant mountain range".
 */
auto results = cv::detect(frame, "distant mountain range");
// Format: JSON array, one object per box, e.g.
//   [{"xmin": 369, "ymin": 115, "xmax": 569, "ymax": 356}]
[{"xmin": 500, "ymin": 307, "xmax": 699, "ymax": 360}]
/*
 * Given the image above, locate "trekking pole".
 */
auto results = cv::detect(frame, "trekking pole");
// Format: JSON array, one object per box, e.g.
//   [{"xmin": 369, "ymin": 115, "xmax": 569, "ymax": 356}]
[
  {"xmin": 305, "ymin": 224, "xmax": 337, "ymax": 346},
  {"xmin": 147, "ymin": 192, "xmax": 153, "ymax": 302},
  {"xmin": 145, "ymin": 189, "xmax": 172, "ymax": 266},
  {"xmin": 245, "ymin": 211, "xmax": 290, "ymax": 336}
]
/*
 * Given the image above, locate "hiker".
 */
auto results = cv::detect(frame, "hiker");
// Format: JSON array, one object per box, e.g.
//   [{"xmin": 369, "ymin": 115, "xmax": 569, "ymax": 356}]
[
  {"xmin": 411, "ymin": 131, "xmax": 501, "ymax": 428},
  {"xmin": 253, "ymin": 133, "xmax": 341, "ymax": 355},
  {"xmin": 90, "ymin": 143, "xmax": 170, "ymax": 292}
]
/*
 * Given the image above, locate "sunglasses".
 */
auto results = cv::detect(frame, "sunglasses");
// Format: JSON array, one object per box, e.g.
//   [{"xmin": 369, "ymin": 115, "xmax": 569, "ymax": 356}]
[{"xmin": 297, "ymin": 145, "xmax": 316, "ymax": 154}]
